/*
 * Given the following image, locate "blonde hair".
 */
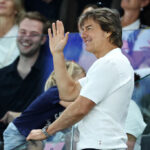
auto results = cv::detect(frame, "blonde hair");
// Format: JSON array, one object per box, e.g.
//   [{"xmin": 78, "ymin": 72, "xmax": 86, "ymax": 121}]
[
  {"xmin": 14, "ymin": 0, "xmax": 25, "ymax": 24},
  {"xmin": 44, "ymin": 61, "xmax": 85, "ymax": 91}
]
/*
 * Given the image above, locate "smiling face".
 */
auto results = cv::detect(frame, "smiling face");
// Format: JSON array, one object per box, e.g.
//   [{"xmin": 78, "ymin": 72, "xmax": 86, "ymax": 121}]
[
  {"xmin": 80, "ymin": 18, "xmax": 110, "ymax": 58},
  {"xmin": 0, "ymin": 0, "xmax": 16, "ymax": 16},
  {"xmin": 17, "ymin": 18, "xmax": 46, "ymax": 57}
]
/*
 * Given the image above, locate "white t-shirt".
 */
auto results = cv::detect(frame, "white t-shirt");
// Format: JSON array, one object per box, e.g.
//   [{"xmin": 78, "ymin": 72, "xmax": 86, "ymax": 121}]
[
  {"xmin": 122, "ymin": 19, "xmax": 140, "ymax": 31},
  {"xmin": 78, "ymin": 48, "xmax": 134, "ymax": 149},
  {"xmin": 0, "ymin": 25, "xmax": 19, "ymax": 68},
  {"xmin": 125, "ymin": 100, "xmax": 146, "ymax": 138}
]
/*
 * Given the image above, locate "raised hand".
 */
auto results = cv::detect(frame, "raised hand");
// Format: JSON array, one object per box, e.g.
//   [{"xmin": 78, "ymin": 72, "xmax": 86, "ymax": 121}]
[{"xmin": 48, "ymin": 20, "xmax": 69, "ymax": 55}]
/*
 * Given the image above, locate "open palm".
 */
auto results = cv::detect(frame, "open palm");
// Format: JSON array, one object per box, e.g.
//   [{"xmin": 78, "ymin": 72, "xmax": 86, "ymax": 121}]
[{"xmin": 48, "ymin": 20, "xmax": 69, "ymax": 55}]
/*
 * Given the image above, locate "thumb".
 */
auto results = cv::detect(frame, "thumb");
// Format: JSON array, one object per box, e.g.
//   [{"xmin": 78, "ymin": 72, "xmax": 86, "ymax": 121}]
[
  {"xmin": 26, "ymin": 135, "xmax": 30, "ymax": 141},
  {"xmin": 64, "ymin": 32, "xmax": 69, "ymax": 44}
]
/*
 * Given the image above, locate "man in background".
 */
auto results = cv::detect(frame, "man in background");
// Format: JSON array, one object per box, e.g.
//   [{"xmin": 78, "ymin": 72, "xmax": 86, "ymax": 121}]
[{"xmin": 0, "ymin": 11, "xmax": 51, "ymax": 141}]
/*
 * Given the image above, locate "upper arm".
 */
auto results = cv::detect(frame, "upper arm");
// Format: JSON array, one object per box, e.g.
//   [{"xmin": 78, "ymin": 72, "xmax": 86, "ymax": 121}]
[
  {"xmin": 59, "ymin": 81, "xmax": 81, "ymax": 102},
  {"xmin": 70, "ymin": 95, "xmax": 96, "ymax": 116}
]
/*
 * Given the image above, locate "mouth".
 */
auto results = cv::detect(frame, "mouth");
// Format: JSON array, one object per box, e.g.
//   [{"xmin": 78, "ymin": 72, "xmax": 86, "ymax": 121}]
[
  {"xmin": 0, "ymin": 6, "xmax": 6, "ymax": 9},
  {"xmin": 84, "ymin": 39, "xmax": 91, "ymax": 45},
  {"xmin": 20, "ymin": 42, "xmax": 32, "ymax": 49}
]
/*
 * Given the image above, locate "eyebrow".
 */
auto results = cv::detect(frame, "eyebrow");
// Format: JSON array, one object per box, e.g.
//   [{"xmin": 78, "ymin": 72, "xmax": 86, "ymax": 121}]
[
  {"xmin": 85, "ymin": 25, "xmax": 92, "ymax": 28},
  {"xmin": 81, "ymin": 24, "xmax": 92, "ymax": 31}
]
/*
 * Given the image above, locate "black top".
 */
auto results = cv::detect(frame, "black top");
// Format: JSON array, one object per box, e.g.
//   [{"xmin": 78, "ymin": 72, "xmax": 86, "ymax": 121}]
[{"xmin": 0, "ymin": 49, "xmax": 52, "ymax": 139}]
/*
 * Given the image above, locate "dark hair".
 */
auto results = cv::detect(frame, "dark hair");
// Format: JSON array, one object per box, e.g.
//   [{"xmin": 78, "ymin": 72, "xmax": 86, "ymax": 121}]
[
  {"xmin": 78, "ymin": 8, "xmax": 122, "ymax": 47},
  {"xmin": 83, "ymin": 4, "xmax": 99, "ymax": 10},
  {"xmin": 19, "ymin": 12, "xmax": 51, "ymax": 34}
]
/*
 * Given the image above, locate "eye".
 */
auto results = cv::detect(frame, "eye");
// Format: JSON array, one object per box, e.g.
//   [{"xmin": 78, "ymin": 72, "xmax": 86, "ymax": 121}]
[
  {"xmin": 86, "ymin": 26, "xmax": 92, "ymax": 31},
  {"xmin": 19, "ymin": 30, "xmax": 26, "ymax": 36},
  {"xmin": 30, "ymin": 32, "xmax": 41, "ymax": 37}
]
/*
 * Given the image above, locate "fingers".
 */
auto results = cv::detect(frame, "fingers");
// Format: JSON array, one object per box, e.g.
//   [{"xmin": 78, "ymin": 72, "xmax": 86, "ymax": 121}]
[
  {"xmin": 64, "ymin": 32, "xmax": 69, "ymax": 44},
  {"xmin": 52, "ymin": 23, "xmax": 57, "ymax": 36},
  {"xmin": 26, "ymin": 131, "xmax": 33, "ymax": 141},
  {"xmin": 26, "ymin": 130, "xmax": 46, "ymax": 141},
  {"xmin": 48, "ymin": 28, "xmax": 52, "ymax": 41},
  {"xmin": 50, "ymin": 21, "xmax": 65, "ymax": 37},
  {"xmin": 26, "ymin": 135, "xmax": 30, "ymax": 141},
  {"xmin": 57, "ymin": 21, "xmax": 64, "ymax": 36}
]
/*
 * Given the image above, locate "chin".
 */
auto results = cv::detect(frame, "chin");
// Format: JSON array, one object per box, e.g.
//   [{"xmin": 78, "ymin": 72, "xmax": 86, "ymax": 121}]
[{"xmin": 85, "ymin": 47, "xmax": 92, "ymax": 52}]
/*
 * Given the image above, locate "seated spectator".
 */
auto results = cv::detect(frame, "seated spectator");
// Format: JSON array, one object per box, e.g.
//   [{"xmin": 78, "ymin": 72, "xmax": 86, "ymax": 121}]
[
  {"xmin": 120, "ymin": 0, "xmax": 150, "ymax": 30},
  {"xmin": 120, "ymin": 0, "xmax": 150, "ymax": 70},
  {"xmin": 125, "ymin": 73, "xmax": 146, "ymax": 150},
  {"xmin": 0, "ymin": 0, "xmax": 25, "ymax": 68},
  {"xmin": 132, "ymin": 73, "xmax": 150, "ymax": 135},
  {"xmin": 126, "ymin": 100, "xmax": 146, "ymax": 150},
  {"xmin": 0, "ymin": 11, "xmax": 51, "ymax": 141},
  {"xmin": 3, "ymin": 61, "xmax": 85, "ymax": 150}
]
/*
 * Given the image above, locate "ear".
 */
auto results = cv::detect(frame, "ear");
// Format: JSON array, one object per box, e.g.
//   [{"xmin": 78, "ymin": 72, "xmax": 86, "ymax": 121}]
[
  {"xmin": 141, "ymin": 0, "xmax": 150, "ymax": 8},
  {"xmin": 41, "ymin": 36, "xmax": 47, "ymax": 45},
  {"xmin": 105, "ymin": 32, "xmax": 112, "ymax": 39}
]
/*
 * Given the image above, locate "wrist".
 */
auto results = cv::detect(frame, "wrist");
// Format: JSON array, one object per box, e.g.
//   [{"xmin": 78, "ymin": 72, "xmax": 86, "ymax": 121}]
[
  {"xmin": 41, "ymin": 120, "xmax": 52, "ymax": 138},
  {"xmin": 42, "ymin": 126, "xmax": 50, "ymax": 138},
  {"xmin": 52, "ymin": 51, "xmax": 64, "ymax": 56}
]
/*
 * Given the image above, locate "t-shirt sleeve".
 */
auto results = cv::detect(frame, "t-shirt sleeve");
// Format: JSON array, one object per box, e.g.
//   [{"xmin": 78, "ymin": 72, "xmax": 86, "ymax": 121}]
[
  {"xmin": 78, "ymin": 77, "xmax": 87, "ymax": 88},
  {"xmin": 79, "ymin": 59, "xmax": 118, "ymax": 104},
  {"xmin": 125, "ymin": 100, "xmax": 146, "ymax": 138}
]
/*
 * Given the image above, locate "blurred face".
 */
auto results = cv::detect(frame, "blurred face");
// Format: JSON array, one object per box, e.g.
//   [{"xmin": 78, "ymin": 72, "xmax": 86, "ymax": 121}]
[
  {"xmin": 80, "ymin": 18, "xmax": 109, "ymax": 58},
  {"xmin": 0, "ymin": 0, "xmax": 16, "ymax": 16},
  {"xmin": 121, "ymin": 0, "xmax": 143, "ymax": 10},
  {"xmin": 17, "ymin": 18, "xmax": 45, "ymax": 57}
]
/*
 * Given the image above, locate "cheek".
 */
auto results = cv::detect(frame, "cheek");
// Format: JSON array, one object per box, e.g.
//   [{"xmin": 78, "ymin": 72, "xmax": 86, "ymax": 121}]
[
  {"xmin": 7, "ymin": 2, "xmax": 16, "ymax": 14},
  {"xmin": 32, "ymin": 38, "xmax": 43, "ymax": 46}
]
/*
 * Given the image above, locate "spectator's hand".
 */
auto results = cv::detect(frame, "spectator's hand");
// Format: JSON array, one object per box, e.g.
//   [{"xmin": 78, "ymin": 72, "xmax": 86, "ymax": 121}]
[
  {"xmin": 48, "ymin": 20, "xmax": 69, "ymax": 55},
  {"xmin": 26, "ymin": 129, "xmax": 46, "ymax": 141},
  {"xmin": 0, "ymin": 111, "xmax": 21, "ymax": 124},
  {"xmin": 42, "ymin": 0, "xmax": 53, "ymax": 3}
]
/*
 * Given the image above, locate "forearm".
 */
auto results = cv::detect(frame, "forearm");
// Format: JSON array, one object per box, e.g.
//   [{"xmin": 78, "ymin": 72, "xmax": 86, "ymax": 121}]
[
  {"xmin": 53, "ymin": 52, "xmax": 79, "ymax": 100},
  {"xmin": 47, "ymin": 96, "xmax": 95, "ymax": 136},
  {"xmin": 47, "ymin": 101, "xmax": 85, "ymax": 135},
  {"xmin": 26, "ymin": 96, "xmax": 95, "ymax": 141}
]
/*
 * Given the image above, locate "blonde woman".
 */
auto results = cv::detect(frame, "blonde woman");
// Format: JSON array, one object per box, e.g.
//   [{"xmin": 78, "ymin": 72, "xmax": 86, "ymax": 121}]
[
  {"xmin": 3, "ymin": 61, "xmax": 85, "ymax": 150},
  {"xmin": 0, "ymin": 0, "xmax": 25, "ymax": 68}
]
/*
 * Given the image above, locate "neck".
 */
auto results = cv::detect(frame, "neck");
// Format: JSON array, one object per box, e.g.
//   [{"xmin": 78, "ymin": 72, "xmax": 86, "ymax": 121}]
[
  {"xmin": 95, "ymin": 43, "xmax": 118, "ymax": 58},
  {"xmin": 17, "ymin": 51, "xmax": 40, "ymax": 79},
  {"xmin": 121, "ymin": 10, "xmax": 140, "ymax": 27},
  {"xmin": 0, "ymin": 16, "xmax": 15, "ymax": 37}
]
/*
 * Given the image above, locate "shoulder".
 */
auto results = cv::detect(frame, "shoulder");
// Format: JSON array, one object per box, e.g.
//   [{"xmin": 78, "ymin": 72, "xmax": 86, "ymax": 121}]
[
  {"xmin": 0, "ymin": 59, "xmax": 18, "ymax": 76},
  {"xmin": 0, "ymin": 64, "xmax": 13, "ymax": 74}
]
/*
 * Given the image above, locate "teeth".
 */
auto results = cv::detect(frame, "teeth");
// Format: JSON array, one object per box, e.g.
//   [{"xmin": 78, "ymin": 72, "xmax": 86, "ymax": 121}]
[
  {"xmin": 85, "ymin": 40, "xmax": 89, "ymax": 44},
  {"xmin": 22, "ymin": 43, "xmax": 31, "ymax": 47}
]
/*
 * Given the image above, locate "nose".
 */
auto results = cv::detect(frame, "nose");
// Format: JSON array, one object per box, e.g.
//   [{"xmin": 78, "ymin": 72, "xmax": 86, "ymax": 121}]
[{"xmin": 80, "ymin": 30, "xmax": 87, "ymax": 39}]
